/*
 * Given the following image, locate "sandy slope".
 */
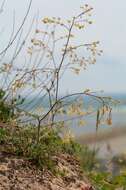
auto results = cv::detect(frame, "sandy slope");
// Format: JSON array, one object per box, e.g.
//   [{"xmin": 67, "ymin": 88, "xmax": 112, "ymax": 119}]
[{"xmin": 0, "ymin": 153, "xmax": 93, "ymax": 190}]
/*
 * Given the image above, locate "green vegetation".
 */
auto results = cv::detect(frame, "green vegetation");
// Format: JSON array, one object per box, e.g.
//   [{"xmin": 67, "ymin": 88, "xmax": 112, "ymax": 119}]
[
  {"xmin": 0, "ymin": 89, "xmax": 25, "ymax": 122},
  {"xmin": 0, "ymin": 91, "xmax": 125, "ymax": 188},
  {"xmin": 88, "ymin": 171, "xmax": 126, "ymax": 190},
  {"xmin": 0, "ymin": 89, "xmax": 13, "ymax": 122},
  {"xmin": 0, "ymin": 2, "xmax": 125, "ymax": 189},
  {"xmin": 0, "ymin": 126, "xmax": 61, "ymax": 171},
  {"xmin": 85, "ymin": 153, "xmax": 126, "ymax": 189},
  {"xmin": 0, "ymin": 115, "xmax": 126, "ymax": 189},
  {"xmin": 0, "ymin": 124, "xmax": 78, "ymax": 169},
  {"xmin": 0, "ymin": 122, "xmax": 98, "ymax": 173}
]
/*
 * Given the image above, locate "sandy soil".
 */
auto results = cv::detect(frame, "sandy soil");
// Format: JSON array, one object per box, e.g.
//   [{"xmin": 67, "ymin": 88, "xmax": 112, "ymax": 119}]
[{"xmin": 0, "ymin": 153, "xmax": 93, "ymax": 190}]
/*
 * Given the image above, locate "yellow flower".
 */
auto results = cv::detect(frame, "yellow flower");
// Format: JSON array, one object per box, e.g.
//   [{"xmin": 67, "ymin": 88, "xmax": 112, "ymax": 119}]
[
  {"xmin": 106, "ymin": 118, "xmax": 112, "ymax": 125},
  {"xmin": 78, "ymin": 120, "xmax": 86, "ymax": 127}
]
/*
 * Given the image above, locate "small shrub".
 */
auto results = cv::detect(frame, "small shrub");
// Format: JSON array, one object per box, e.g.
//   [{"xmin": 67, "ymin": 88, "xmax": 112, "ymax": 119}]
[
  {"xmin": 62, "ymin": 139, "xmax": 98, "ymax": 171},
  {"xmin": 0, "ymin": 126, "xmax": 63, "ymax": 171},
  {"xmin": 0, "ymin": 89, "xmax": 25, "ymax": 123},
  {"xmin": 0, "ymin": 89, "xmax": 13, "ymax": 122},
  {"xmin": 62, "ymin": 140, "xmax": 82, "ymax": 155},
  {"xmin": 0, "ymin": 124, "xmax": 99, "ymax": 173},
  {"xmin": 0, "ymin": 128, "xmax": 6, "ymax": 143},
  {"xmin": 79, "ymin": 146, "xmax": 99, "ymax": 171}
]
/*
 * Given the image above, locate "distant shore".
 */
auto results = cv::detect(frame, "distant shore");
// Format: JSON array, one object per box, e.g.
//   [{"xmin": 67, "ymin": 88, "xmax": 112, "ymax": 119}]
[{"xmin": 77, "ymin": 126, "xmax": 126, "ymax": 157}]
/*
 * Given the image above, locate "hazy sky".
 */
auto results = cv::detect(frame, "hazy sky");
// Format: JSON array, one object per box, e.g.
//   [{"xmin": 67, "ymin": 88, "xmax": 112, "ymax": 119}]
[{"xmin": 1, "ymin": 0, "xmax": 126, "ymax": 93}]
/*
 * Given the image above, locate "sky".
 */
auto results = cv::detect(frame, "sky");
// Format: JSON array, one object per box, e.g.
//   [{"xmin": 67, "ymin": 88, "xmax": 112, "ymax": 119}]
[{"xmin": 0, "ymin": 0, "xmax": 126, "ymax": 93}]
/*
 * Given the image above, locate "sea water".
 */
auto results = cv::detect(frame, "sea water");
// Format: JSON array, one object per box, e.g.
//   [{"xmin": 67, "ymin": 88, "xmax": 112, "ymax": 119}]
[{"xmin": 20, "ymin": 93, "xmax": 126, "ymax": 136}]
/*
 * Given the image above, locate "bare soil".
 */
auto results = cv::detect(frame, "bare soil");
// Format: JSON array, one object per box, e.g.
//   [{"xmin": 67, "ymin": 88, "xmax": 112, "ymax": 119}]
[{"xmin": 0, "ymin": 152, "xmax": 93, "ymax": 190}]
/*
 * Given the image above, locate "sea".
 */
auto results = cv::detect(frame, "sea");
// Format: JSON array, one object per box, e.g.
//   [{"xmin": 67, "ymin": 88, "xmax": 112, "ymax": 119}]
[{"xmin": 20, "ymin": 93, "xmax": 126, "ymax": 136}]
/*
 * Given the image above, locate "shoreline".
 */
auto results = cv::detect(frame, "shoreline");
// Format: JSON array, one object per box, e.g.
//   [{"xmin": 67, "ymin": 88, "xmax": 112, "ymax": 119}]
[{"xmin": 77, "ymin": 126, "xmax": 126, "ymax": 157}]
